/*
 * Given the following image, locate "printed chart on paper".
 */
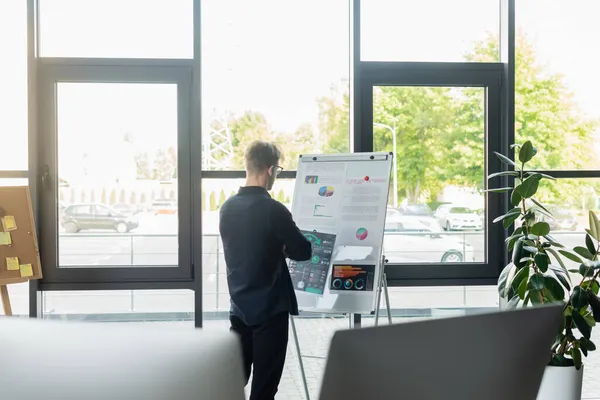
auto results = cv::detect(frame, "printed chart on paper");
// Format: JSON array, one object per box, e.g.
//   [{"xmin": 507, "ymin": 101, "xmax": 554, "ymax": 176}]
[{"xmin": 289, "ymin": 153, "xmax": 393, "ymax": 313}]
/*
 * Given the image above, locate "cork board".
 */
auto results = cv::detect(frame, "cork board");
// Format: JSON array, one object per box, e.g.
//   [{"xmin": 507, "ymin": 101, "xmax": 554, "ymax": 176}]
[{"xmin": 0, "ymin": 186, "xmax": 42, "ymax": 285}]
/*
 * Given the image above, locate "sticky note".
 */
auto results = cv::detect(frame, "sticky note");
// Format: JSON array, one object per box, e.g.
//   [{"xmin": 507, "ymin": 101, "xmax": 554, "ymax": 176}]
[
  {"xmin": 0, "ymin": 232, "xmax": 11, "ymax": 245},
  {"xmin": 19, "ymin": 264, "xmax": 33, "ymax": 277},
  {"xmin": 1, "ymin": 215, "xmax": 17, "ymax": 231},
  {"xmin": 6, "ymin": 257, "xmax": 19, "ymax": 271}
]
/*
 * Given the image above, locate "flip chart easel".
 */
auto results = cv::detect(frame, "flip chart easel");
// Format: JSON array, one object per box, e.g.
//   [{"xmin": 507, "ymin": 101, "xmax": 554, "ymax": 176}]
[
  {"xmin": 287, "ymin": 152, "xmax": 393, "ymax": 399},
  {"xmin": 0, "ymin": 187, "xmax": 43, "ymax": 316}
]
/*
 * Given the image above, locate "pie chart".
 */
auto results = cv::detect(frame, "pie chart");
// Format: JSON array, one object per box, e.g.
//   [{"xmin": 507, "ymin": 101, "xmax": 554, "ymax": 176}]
[{"xmin": 355, "ymin": 227, "xmax": 368, "ymax": 241}]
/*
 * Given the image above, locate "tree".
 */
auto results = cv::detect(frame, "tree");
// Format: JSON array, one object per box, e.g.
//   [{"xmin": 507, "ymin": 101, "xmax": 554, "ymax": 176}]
[{"xmin": 100, "ymin": 188, "xmax": 107, "ymax": 204}]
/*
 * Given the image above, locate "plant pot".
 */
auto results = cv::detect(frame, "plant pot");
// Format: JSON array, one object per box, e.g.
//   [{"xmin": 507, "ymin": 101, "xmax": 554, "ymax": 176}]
[{"xmin": 537, "ymin": 365, "xmax": 583, "ymax": 400}]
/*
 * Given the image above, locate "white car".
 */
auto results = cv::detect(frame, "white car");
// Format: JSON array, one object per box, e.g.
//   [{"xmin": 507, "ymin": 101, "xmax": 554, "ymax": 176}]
[
  {"xmin": 383, "ymin": 216, "xmax": 474, "ymax": 263},
  {"xmin": 435, "ymin": 205, "xmax": 483, "ymax": 231}
]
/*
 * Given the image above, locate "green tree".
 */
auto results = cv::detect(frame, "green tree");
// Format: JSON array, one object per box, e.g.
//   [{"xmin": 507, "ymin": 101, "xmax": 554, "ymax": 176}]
[{"xmin": 209, "ymin": 192, "xmax": 217, "ymax": 211}]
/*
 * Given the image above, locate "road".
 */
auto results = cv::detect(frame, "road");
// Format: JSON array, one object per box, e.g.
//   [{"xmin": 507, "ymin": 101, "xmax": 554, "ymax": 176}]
[{"xmin": 6, "ymin": 212, "xmax": 590, "ymax": 315}]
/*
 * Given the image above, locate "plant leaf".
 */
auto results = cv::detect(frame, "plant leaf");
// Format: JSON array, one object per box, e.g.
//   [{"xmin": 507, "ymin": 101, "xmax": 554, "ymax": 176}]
[
  {"xmin": 534, "ymin": 253, "xmax": 549, "ymax": 272},
  {"xmin": 493, "ymin": 208, "xmax": 521, "ymax": 224},
  {"xmin": 506, "ymin": 295, "xmax": 521, "ymax": 309},
  {"xmin": 544, "ymin": 235, "xmax": 564, "ymax": 248},
  {"xmin": 549, "ymin": 265, "xmax": 571, "ymax": 291},
  {"xmin": 515, "ymin": 174, "xmax": 541, "ymax": 199},
  {"xmin": 523, "ymin": 246, "xmax": 538, "ymax": 254},
  {"xmin": 488, "ymin": 171, "xmax": 520, "ymax": 179},
  {"xmin": 572, "ymin": 312, "xmax": 591, "ymax": 340},
  {"xmin": 528, "ymin": 273, "xmax": 545, "ymax": 291},
  {"xmin": 530, "ymin": 198, "xmax": 552, "ymax": 217},
  {"xmin": 546, "ymin": 248, "xmax": 567, "ymax": 270},
  {"xmin": 572, "ymin": 286, "xmax": 589, "ymax": 311},
  {"xmin": 486, "ymin": 187, "xmax": 513, "ymax": 193},
  {"xmin": 558, "ymin": 250, "xmax": 583, "ymax": 264},
  {"xmin": 571, "ymin": 347, "xmax": 583, "ymax": 370},
  {"xmin": 579, "ymin": 263, "xmax": 594, "ymax": 277},
  {"xmin": 518, "ymin": 277, "xmax": 528, "ymax": 299},
  {"xmin": 526, "ymin": 172, "xmax": 556, "ymax": 180},
  {"xmin": 589, "ymin": 211, "xmax": 600, "ymax": 242},
  {"xmin": 531, "ymin": 222, "xmax": 550, "ymax": 236},
  {"xmin": 518, "ymin": 141, "xmax": 536, "ymax": 163},
  {"xmin": 511, "ymin": 190, "xmax": 522, "ymax": 207},
  {"xmin": 574, "ymin": 246, "xmax": 594, "ymax": 261},
  {"xmin": 529, "ymin": 289, "xmax": 543, "ymax": 304},
  {"xmin": 587, "ymin": 291, "xmax": 600, "ymax": 323},
  {"xmin": 497, "ymin": 263, "xmax": 516, "ymax": 298},
  {"xmin": 544, "ymin": 276, "xmax": 565, "ymax": 301},
  {"xmin": 586, "ymin": 234, "xmax": 597, "ymax": 257},
  {"xmin": 511, "ymin": 266, "xmax": 530, "ymax": 293},
  {"xmin": 494, "ymin": 151, "xmax": 516, "ymax": 167}
]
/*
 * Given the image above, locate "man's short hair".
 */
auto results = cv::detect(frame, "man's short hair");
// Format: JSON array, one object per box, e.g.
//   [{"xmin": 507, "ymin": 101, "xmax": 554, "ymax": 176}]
[{"xmin": 245, "ymin": 140, "xmax": 284, "ymax": 174}]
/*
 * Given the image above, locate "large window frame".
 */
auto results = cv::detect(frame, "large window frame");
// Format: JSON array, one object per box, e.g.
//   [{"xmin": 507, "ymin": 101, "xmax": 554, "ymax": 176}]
[{"xmin": 22, "ymin": 0, "xmax": 562, "ymax": 326}]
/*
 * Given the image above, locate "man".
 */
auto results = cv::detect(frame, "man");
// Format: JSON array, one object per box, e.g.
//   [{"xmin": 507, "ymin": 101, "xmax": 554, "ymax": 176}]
[{"xmin": 219, "ymin": 140, "xmax": 312, "ymax": 400}]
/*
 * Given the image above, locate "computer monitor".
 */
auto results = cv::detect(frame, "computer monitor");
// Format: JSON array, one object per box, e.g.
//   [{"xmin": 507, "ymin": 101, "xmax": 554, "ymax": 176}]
[
  {"xmin": 0, "ymin": 318, "xmax": 246, "ymax": 400},
  {"xmin": 319, "ymin": 305, "xmax": 563, "ymax": 400}
]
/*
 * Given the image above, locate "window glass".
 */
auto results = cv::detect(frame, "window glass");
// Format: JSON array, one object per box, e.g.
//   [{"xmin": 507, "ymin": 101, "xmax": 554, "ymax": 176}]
[
  {"xmin": 39, "ymin": 0, "xmax": 193, "ymax": 58},
  {"xmin": 373, "ymin": 86, "xmax": 486, "ymax": 264},
  {"xmin": 0, "ymin": 1, "xmax": 28, "ymax": 170},
  {"xmin": 201, "ymin": 0, "xmax": 350, "ymax": 170},
  {"xmin": 515, "ymin": 0, "xmax": 600, "ymax": 169},
  {"xmin": 361, "ymin": 0, "xmax": 500, "ymax": 62}
]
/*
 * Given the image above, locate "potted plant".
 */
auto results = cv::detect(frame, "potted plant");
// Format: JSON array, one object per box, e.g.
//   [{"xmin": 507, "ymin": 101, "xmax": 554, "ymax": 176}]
[{"xmin": 489, "ymin": 140, "xmax": 600, "ymax": 400}]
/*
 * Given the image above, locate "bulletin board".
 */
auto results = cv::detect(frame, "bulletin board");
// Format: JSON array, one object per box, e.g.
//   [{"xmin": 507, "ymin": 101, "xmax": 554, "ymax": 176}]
[
  {"xmin": 289, "ymin": 152, "xmax": 392, "ymax": 314},
  {"xmin": 0, "ymin": 186, "xmax": 42, "ymax": 285}
]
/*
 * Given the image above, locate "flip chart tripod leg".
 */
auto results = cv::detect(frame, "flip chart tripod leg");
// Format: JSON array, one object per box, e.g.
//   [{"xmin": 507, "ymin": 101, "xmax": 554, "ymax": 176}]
[
  {"xmin": 375, "ymin": 276, "xmax": 383, "ymax": 326},
  {"xmin": 383, "ymin": 273, "xmax": 392, "ymax": 324},
  {"xmin": 290, "ymin": 315, "xmax": 311, "ymax": 400},
  {"xmin": 1, "ymin": 285, "xmax": 12, "ymax": 316}
]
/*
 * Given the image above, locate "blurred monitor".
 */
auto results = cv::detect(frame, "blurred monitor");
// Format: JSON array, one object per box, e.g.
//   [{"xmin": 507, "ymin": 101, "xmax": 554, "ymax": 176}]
[
  {"xmin": 320, "ymin": 305, "xmax": 563, "ymax": 400},
  {"xmin": 0, "ymin": 318, "xmax": 245, "ymax": 400}
]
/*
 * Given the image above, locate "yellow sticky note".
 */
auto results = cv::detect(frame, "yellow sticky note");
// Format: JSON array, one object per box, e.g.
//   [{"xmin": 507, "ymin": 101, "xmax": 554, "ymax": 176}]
[
  {"xmin": 0, "ymin": 232, "xmax": 11, "ymax": 245},
  {"xmin": 19, "ymin": 264, "xmax": 33, "ymax": 278},
  {"xmin": 2, "ymin": 216, "xmax": 17, "ymax": 231},
  {"xmin": 6, "ymin": 257, "xmax": 19, "ymax": 271}
]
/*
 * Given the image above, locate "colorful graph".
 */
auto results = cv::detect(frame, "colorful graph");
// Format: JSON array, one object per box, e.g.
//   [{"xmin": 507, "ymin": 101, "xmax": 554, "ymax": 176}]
[
  {"xmin": 305, "ymin": 175, "xmax": 319, "ymax": 184},
  {"xmin": 355, "ymin": 227, "xmax": 368, "ymax": 241},
  {"xmin": 318, "ymin": 186, "xmax": 335, "ymax": 197}
]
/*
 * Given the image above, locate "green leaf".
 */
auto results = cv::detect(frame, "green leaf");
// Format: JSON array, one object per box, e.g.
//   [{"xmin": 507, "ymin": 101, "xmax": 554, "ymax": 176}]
[
  {"xmin": 493, "ymin": 208, "xmax": 521, "ymax": 224},
  {"xmin": 587, "ymin": 291, "xmax": 600, "ymax": 323},
  {"xmin": 510, "ymin": 144, "xmax": 521, "ymax": 150},
  {"xmin": 558, "ymin": 250, "xmax": 583, "ymax": 264},
  {"xmin": 515, "ymin": 174, "xmax": 541, "ymax": 199},
  {"xmin": 528, "ymin": 273, "xmax": 545, "ymax": 291},
  {"xmin": 488, "ymin": 171, "xmax": 520, "ymax": 180},
  {"xmin": 571, "ymin": 347, "xmax": 583, "ymax": 370},
  {"xmin": 584, "ymin": 339, "xmax": 597, "ymax": 351},
  {"xmin": 497, "ymin": 263, "xmax": 516, "ymax": 298},
  {"xmin": 531, "ymin": 222, "xmax": 550, "ymax": 236},
  {"xmin": 586, "ymin": 234, "xmax": 597, "ymax": 257},
  {"xmin": 530, "ymin": 198, "xmax": 551, "ymax": 215},
  {"xmin": 572, "ymin": 312, "xmax": 591, "ymax": 340},
  {"xmin": 544, "ymin": 235, "xmax": 564, "ymax": 248},
  {"xmin": 534, "ymin": 253, "xmax": 549, "ymax": 273},
  {"xmin": 506, "ymin": 295, "xmax": 521, "ymax": 309},
  {"xmin": 529, "ymin": 289, "xmax": 543, "ymax": 304},
  {"xmin": 486, "ymin": 187, "xmax": 512, "ymax": 193},
  {"xmin": 511, "ymin": 266, "xmax": 530, "ymax": 293},
  {"xmin": 523, "ymin": 246, "xmax": 538, "ymax": 254},
  {"xmin": 494, "ymin": 151, "xmax": 516, "ymax": 167},
  {"xmin": 506, "ymin": 234, "xmax": 524, "ymax": 251},
  {"xmin": 544, "ymin": 276, "xmax": 565, "ymax": 301},
  {"xmin": 526, "ymin": 172, "xmax": 556, "ymax": 180},
  {"xmin": 511, "ymin": 190, "xmax": 522, "ymax": 207},
  {"xmin": 518, "ymin": 277, "xmax": 528, "ymax": 299},
  {"xmin": 546, "ymin": 248, "xmax": 567, "ymax": 270},
  {"xmin": 503, "ymin": 213, "xmax": 521, "ymax": 230},
  {"xmin": 518, "ymin": 141, "xmax": 537, "ymax": 163},
  {"xmin": 590, "ymin": 211, "xmax": 600, "ymax": 242},
  {"xmin": 572, "ymin": 286, "xmax": 589, "ymax": 311},
  {"xmin": 574, "ymin": 246, "xmax": 594, "ymax": 261},
  {"xmin": 549, "ymin": 265, "xmax": 571, "ymax": 291},
  {"xmin": 579, "ymin": 264, "xmax": 594, "ymax": 277}
]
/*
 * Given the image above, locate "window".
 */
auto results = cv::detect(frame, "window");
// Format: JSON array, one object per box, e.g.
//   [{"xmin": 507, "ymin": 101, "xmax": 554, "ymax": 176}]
[
  {"xmin": 201, "ymin": 0, "xmax": 350, "ymax": 170},
  {"xmin": 39, "ymin": 0, "xmax": 193, "ymax": 58},
  {"xmin": 361, "ymin": 0, "xmax": 500, "ymax": 62},
  {"xmin": 55, "ymin": 82, "xmax": 180, "ymax": 268},
  {"xmin": 373, "ymin": 86, "xmax": 486, "ymax": 264},
  {"xmin": 516, "ymin": 0, "xmax": 600, "ymax": 170},
  {"xmin": 0, "ymin": 0, "xmax": 28, "ymax": 171}
]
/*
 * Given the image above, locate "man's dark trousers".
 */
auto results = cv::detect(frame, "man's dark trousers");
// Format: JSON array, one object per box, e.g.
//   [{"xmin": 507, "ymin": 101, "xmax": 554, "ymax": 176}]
[{"xmin": 230, "ymin": 311, "xmax": 289, "ymax": 400}]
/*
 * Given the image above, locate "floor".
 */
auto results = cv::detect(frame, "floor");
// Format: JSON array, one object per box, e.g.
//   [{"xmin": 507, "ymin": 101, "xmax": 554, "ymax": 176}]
[{"xmin": 201, "ymin": 316, "xmax": 600, "ymax": 400}]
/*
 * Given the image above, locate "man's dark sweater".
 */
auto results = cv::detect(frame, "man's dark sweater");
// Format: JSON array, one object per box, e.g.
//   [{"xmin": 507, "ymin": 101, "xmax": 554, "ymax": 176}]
[{"xmin": 219, "ymin": 186, "xmax": 312, "ymax": 326}]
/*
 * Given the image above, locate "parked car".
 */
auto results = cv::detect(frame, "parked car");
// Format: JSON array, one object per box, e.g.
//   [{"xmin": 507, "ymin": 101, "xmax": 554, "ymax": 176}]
[
  {"xmin": 383, "ymin": 216, "xmax": 474, "ymax": 263},
  {"xmin": 434, "ymin": 205, "xmax": 483, "ymax": 231},
  {"xmin": 60, "ymin": 204, "xmax": 139, "ymax": 233},
  {"xmin": 544, "ymin": 205, "xmax": 578, "ymax": 231},
  {"xmin": 150, "ymin": 200, "xmax": 177, "ymax": 215}
]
